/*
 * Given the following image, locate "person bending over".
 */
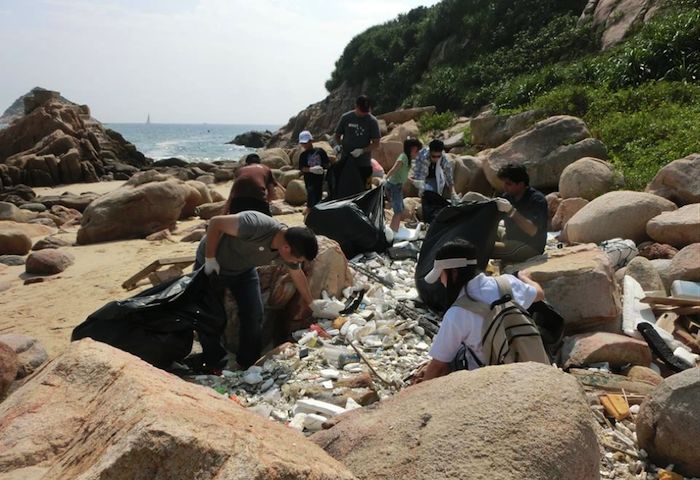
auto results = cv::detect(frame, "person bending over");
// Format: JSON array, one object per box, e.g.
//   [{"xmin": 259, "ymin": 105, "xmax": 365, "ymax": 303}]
[
  {"xmin": 195, "ymin": 211, "xmax": 318, "ymax": 368},
  {"xmin": 225, "ymin": 153, "xmax": 282, "ymax": 216},
  {"xmin": 415, "ymin": 239, "xmax": 544, "ymax": 383},
  {"xmin": 493, "ymin": 163, "xmax": 548, "ymax": 263}
]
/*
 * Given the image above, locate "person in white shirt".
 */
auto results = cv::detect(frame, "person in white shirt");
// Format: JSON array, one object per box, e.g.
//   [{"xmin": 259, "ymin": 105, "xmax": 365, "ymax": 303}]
[{"xmin": 415, "ymin": 239, "xmax": 544, "ymax": 383}]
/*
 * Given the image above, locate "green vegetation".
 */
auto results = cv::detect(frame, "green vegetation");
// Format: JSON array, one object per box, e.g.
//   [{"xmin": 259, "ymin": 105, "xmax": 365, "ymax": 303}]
[
  {"xmin": 326, "ymin": 0, "xmax": 700, "ymax": 190},
  {"xmin": 418, "ymin": 111, "xmax": 456, "ymax": 133}
]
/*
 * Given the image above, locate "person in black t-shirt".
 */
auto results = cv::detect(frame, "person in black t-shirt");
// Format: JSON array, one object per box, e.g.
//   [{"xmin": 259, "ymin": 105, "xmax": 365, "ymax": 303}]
[
  {"xmin": 297, "ymin": 130, "xmax": 329, "ymax": 212},
  {"xmin": 493, "ymin": 163, "xmax": 548, "ymax": 263}
]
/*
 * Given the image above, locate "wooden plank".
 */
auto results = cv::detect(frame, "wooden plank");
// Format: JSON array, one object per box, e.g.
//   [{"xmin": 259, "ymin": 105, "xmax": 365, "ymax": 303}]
[
  {"xmin": 641, "ymin": 296, "xmax": 700, "ymax": 307},
  {"xmin": 600, "ymin": 394, "xmax": 630, "ymax": 420},
  {"xmin": 122, "ymin": 255, "xmax": 196, "ymax": 290},
  {"xmin": 569, "ymin": 369, "xmax": 657, "ymax": 395}
]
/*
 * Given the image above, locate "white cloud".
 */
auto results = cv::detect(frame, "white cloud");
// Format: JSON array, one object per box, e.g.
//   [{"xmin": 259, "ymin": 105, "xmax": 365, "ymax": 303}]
[{"xmin": 0, "ymin": 0, "xmax": 438, "ymax": 123}]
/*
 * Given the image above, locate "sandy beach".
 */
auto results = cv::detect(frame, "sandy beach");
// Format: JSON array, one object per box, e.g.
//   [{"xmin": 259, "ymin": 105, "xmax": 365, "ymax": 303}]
[{"xmin": 0, "ymin": 180, "xmax": 304, "ymax": 358}]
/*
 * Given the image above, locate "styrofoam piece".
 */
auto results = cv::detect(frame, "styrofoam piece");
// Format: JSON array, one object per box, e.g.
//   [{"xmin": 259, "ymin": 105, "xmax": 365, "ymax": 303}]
[
  {"xmin": 674, "ymin": 347, "xmax": 699, "ymax": 366},
  {"xmin": 671, "ymin": 280, "xmax": 700, "ymax": 299},
  {"xmin": 293, "ymin": 398, "xmax": 346, "ymax": 417},
  {"xmin": 622, "ymin": 276, "xmax": 656, "ymax": 338},
  {"xmin": 303, "ymin": 413, "xmax": 328, "ymax": 431}
]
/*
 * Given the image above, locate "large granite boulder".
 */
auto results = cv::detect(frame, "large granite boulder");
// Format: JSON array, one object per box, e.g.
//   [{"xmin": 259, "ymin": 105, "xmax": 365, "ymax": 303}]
[
  {"xmin": 453, "ymin": 155, "xmax": 492, "ymax": 196},
  {"xmin": 510, "ymin": 245, "xmax": 621, "ymax": 333},
  {"xmin": 559, "ymin": 332, "xmax": 651, "ymax": 369},
  {"xmin": 579, "ymin": 0, "xmax": 663, "ymax": 50},
  {"xmin": 0, "ymin": 228, "xmax": 32, "ymax": 255},
  {"xmin": 646, "ymin": 204, "xmax": 700, "ymax": 248},
  {"xmin": 637, "ymin": 368, "xmax": 700, "ymax": 477},
  {"xmin": 285, "ymin": 179, "xmax": 307, "ymax": 206},
  {"xmin": 624, "ymin": 256, "xmax": 666, "ymax": 292},
  {"xmin": 551, "ymin": 197, "xmax": 588, "ymax": 231},
  {"xmin": 373, "ymin": 140, "xmax": 403, "ymax": 172},
  {"xmin": 377, "ymin": 106, "xmax": 436, "ymax": 125},
  {"xmin": 558, "ymin": 157, "xmax": 616, "ymax": 200},
  {"xmin": 564, "ymin": 191, "xmax": 676, "ymax": 244},
  {"xmin": 0, "ymin": 342, "xmax": 18, "ymax": 400},
  {"xmin": 260, "ymin": 148, "xmax": 291, "ymax": 169},
  {"xmin": 77, "ymin": 173, "xmax": 190, "ymax": 244},
  {"xmin": 381, "ymin": 120, "xmax": 420, "ymax": 144},
  {"xmin": 646, "ymin": 153, "xmax": 700, "ymax": 206},
  {"xmin": 481, "ymin": 115, "xmax": 608, "ymax": 191},
  {"xmin": 666, "ymin": 243, "xmax": 700, "ymax": 284},
  {"xmin": 0, "ymin": 334, "xmax": 49, "ymax": 378},
  {"xmin": 0, "ymin": 339, "xmax": 355, "ymax": 479},
  {"xmin": 25, "ymin": 249, "xmax": 75, "ymax": 275},
  {"xmin": 312, "ymin": 363, "xmax": 599, "ymax": 480},
  {"xmin": 470, "ymin": 109, "xmax": 543, "ymax": 148},
  {"xmin": 229, "ymin": 129, "xmax": 272, "ymax": 148}
]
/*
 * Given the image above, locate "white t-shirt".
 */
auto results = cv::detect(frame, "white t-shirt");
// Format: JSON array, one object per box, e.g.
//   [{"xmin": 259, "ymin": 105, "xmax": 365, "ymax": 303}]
[{"xmin": 428, "ymin": 273, "xmax": 538, "ymax": 368}]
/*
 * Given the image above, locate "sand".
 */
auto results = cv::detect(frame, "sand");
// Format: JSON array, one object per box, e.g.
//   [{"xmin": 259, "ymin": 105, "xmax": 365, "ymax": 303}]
[{"xmin": 0, "ymin": 180, "xmax": 304, "ymax": 358}]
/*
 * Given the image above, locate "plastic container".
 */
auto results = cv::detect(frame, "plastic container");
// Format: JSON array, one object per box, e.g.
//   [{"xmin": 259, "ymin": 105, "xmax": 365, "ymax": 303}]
[
  {"xmin": 671, "ymin": 280, "xmax": 700, "ymax": 299},
  {"xmin": 322, "ymin": 345, "xmax": 360, "ymax": 369}
]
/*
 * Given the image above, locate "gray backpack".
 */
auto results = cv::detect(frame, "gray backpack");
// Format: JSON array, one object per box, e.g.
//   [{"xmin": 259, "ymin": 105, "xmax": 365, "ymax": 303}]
[{"xmin": 452, "ymin": 276, "xmax": 550, "ymax": 368}]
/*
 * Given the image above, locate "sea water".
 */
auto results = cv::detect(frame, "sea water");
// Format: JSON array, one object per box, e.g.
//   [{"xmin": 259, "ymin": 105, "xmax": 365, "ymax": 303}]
[{"xmin": 105, "ymin": 123, "xmax": 279, "ymax": 163}]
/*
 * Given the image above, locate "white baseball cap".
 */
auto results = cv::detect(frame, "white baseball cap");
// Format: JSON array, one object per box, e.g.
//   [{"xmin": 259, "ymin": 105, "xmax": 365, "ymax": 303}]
[
  {"xmin": 298, "ymin": 130, "xmax": 313, "ymax": 144},
  {"xmin": 424, "ymin": 257, "xmax": 478, "ymax": 284}
]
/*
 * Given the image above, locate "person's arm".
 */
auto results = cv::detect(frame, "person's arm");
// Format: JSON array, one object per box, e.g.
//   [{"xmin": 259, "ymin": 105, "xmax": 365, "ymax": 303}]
[
  {"xmin": 517, "ymin": 270, "xmax": 545, "ymax": 303},
  {"xmin": 288, "ymin": 267, "xmax": 313, "ymax": 306},
  {"xmin": 205, "ymin": 214, "xmax": 240, "ymax": 258},
  {"xmin": 385, "ymin": 156, "xmax": 404, "ymax": 178},
  {"xmin": 509, "ymin": 209, "xmax": 538, "ymax": 237},
  {"xmin": 414, "ymin": 358, "xmax": 451, "ymax": 383}
]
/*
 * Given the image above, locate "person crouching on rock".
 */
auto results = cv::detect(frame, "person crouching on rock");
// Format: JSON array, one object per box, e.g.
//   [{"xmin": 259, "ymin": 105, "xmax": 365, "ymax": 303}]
[
  {"xmin": 414, "ymin": 239, "xmax": 544, "ymax": 383},
  {"xmin": 224, "ymin": 153, "xmax": 283, "ymax": 216},
  {"xmin": 384, "ymin": 137, "xmax": 422, "ymax": 232},
  {"xmin": 194, "ymin": 211, "xmax": 318, "ymax": 369}
]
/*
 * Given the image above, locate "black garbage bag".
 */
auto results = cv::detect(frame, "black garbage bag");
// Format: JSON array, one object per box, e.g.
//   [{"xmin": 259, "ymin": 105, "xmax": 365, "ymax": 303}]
[
  {"xmin": 415, "ymin": 200, "xmax": 500, "ymax": 311},
  {"xmin": 306, "ymin": 184, "xmax": 389, "ymax": 258},
  {"xmin": 421, "ymin": 190, "xmax": 450, "ymax": 224},
  {"xmin": 527, "ymin": 300, "xmax": 565, "ymax": 361},
  {"xmin": 71, "ymin": 268, "xmax": 226, "ymax": 369}
]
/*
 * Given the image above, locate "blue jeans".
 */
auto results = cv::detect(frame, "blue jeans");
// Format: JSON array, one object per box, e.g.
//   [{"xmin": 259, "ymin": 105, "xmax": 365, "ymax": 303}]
[{"xmin": 386, "ymin": 182, "xmax": 404, "ymax": 214}]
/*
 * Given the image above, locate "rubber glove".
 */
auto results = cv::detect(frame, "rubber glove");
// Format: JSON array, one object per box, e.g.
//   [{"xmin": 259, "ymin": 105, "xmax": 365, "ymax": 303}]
[
  {"xmin": 495, "ymin": 198, "xmax": 514, "ymax": 214},
  {"xmin": 350, "ymin": 148, "xmax": 364, "ymax": 158},
  {"xmin": 204, "ymin": 257, "xmax": 220, "ymax": 275},
  {"xmin": 333, "ymin": 145, "xmax": 342, "ymax": 155},
  {"xmin": 310, "ymin": 165, "xmax": 324, "ymax": 175}
]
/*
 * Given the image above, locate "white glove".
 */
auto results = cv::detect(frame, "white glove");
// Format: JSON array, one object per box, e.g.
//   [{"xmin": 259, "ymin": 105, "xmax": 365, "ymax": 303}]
[
  {"xmin": 495, "ymin": 198, "xmax": 514, "ymax": 214},
  {"xmin": 350, "ymin": 148, "xmax": 364, "ymax": 158},
  {"xmin": 310, "ymin": 165, "xmax": 324, "ymax": 175},
  {"xmin": 333, "ymin": 145, "xmax": 342, "ymax": 155},
  {"xmin": 204, "ymin": 257, "xmax": 220, "ymax": 275}
]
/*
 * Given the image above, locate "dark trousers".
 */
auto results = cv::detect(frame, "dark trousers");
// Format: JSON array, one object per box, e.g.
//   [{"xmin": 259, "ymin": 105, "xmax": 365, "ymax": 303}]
[
  {"xmin": 305, "ymin": 179, "xmax": 323, "ymax": 208},
  {"xmin": 229, "ymin": 197, "xmax": 271, "ymax": 216},
  {"xmin": 198, "ymin": 268, "xmax": 264, "ymax": 368}
]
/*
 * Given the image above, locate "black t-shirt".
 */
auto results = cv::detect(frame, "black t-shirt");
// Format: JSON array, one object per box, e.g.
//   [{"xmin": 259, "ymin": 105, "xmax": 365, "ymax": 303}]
[
  {"xmin": 503, "ymin": 186, "xmax": 548, "ymax": 253},
  {"xmin": 299, "ymin": 147, "xmax": 330, "ymax": 187},
  {"xmin": 334, "ymin": 111, "xmax": 380, "ymax": 167}
]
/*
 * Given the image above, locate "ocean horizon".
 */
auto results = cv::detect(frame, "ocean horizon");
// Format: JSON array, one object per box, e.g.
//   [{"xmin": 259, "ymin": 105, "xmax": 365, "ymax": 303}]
[{"xmin": 105, "ymin": 122, "xmax": 280, "ymax": 163}]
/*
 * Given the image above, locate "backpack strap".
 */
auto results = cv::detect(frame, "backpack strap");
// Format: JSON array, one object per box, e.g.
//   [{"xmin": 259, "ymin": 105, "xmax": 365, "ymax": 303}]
[
  {"xmin": 453, "ymin": 293, "xmax": 491, "ymax": 318},
  {"xmin": 493, "ymin": 275, "xmax": 513, "ymax": 298}
]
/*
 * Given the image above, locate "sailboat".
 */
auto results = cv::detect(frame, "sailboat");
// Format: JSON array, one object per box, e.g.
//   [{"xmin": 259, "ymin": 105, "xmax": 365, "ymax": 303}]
[{"xmin": 146, "ymin": 114, "xmax": 151, "ymax": 125}]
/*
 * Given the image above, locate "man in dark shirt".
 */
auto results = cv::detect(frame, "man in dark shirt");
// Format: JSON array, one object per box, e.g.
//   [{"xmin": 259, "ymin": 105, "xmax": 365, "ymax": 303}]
[
  {"xmin": 195, "ymin": 211, "xmax": 318, "ymax": 369},
  {"xmin": 332, "ymin": 95, "xmax": 381, "ymax": 198},
  {"xmin": 298, "ymin": 130, "xmax": 330, "ymax": 212},
  {"xmin": 493, "ymin": 163, "xmax": 548, "ymax": 263},
  {"xmin": 225, "ymin": 153, "xmax": 281, "ymax": 216}
]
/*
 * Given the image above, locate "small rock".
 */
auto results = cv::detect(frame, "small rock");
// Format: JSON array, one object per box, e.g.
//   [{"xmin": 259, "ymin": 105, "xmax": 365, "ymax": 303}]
[
  {"xmin": 0, "ymin": 342, "xmax": 19, "ymax": 399},
  {"xmin": 0, "ymin": 255, "xmax": 25, "ymax": 266},
  {"xmin": 25, "ymin": 249, "xmax": 74, "ymax": 275},
  {"xmin": 32, "ymin": 235, "xmax": 71, "ymax": 251}
]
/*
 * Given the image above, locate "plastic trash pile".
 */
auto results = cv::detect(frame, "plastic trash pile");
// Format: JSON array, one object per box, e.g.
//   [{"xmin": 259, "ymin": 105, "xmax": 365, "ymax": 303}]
[{"xmin": 188, "ymin": 252, "xmax": 439, "ymax": 434}]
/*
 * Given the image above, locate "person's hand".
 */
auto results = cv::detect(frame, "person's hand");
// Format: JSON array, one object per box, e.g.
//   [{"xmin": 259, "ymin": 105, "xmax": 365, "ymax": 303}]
[
  {"xmin": 310, "ymin": 165, "xmax": 324, "ymax": 175},
  {"xmin": 350, "ymin": 148, "xmax": 364, "ymax": 158},
  {"xmin": 333, "ymin": 145, "xmax": 342, "ymax": 155},
  {"xmin": 495, "ymin": 197, "xmax": 514, "ymax": 214},
  {"xmin": 204, "ymin": 257, "xmax": 220, "ymax": 275}
]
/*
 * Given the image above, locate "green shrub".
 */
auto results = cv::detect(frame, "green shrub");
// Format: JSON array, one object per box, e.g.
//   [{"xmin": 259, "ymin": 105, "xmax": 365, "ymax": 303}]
[{"xmin": 419, "ymin": 111, "xmax": 457, "ymax": 133}]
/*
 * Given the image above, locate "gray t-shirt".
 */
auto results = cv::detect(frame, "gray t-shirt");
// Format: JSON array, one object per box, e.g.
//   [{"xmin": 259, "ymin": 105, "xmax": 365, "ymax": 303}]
[
  {"xmin": 335, "ymin": 111, "xmax": 380, "ymax": 167},
  {"xmin": 196, "ymin": 211, "xmax": 298, "ymax": 275}
]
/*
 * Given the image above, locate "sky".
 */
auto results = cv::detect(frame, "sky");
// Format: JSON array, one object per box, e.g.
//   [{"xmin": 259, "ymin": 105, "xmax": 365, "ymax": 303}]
[{"xmin": 0, "ymin": 0, "xmax": 440, "ymax": 125}]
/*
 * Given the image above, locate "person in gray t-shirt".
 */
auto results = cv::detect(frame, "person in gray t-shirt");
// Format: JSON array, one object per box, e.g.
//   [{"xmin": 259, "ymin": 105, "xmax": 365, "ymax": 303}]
[
  {"xmin": 332, "ymin": 94, "xmax": 381, "ymax": 198},
  {"xmin": 195, "ymin": 210, "xmax": 318, "ymax": 368}
]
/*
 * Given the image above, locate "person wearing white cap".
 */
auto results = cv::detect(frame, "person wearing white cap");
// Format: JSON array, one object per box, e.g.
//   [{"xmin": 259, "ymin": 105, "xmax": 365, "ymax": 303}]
[
  {"xmin": 298, "ymin": 130, "xmax": 330, "ymax": 212},
  {"xmin": 415, "ymin": 239, "xmax": 544, "ymax": 383}
]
